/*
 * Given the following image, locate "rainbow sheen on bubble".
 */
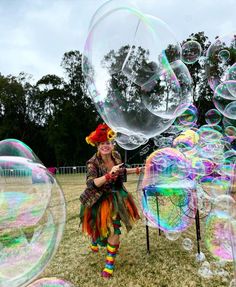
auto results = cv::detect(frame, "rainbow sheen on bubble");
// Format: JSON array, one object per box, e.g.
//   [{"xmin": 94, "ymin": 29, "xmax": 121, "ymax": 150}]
[
  {"xmin": 205, "ymin": 109, "xmax": 222, "ymax": 126},
  {"xmin": 205, "ymin": 210, "xmax": 236, "ymax": 261},
  {"xmin": 0, "ymin": 139, "xmax": 42, "ymax": 164},
  {"xmin": 140, "ymin": 148, "xmax": 196, "ymax": 232},
  {"xmin": 174, "ymin": 104, "xmax": 198, "ymax": 130},
  {"xmin": 173, "ymin": 129, "xmax": 199, "ymax": 152},
  {"xmin": 0, "ymin": 153, "xmax": 66, "ymax": 287},
  {"xmin": 225, "ymin": 126, "xmax": 236, "ymax": 139},
  {"xmin": 218, "ymin": 49, "xmax": 231, "ymax": 63}
]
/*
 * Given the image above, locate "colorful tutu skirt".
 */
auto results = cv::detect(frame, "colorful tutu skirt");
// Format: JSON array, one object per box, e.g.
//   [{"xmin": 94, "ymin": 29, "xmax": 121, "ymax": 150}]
[{"xmin": 80, "ymin": 188, "xmax": 140, "ymax": 245}]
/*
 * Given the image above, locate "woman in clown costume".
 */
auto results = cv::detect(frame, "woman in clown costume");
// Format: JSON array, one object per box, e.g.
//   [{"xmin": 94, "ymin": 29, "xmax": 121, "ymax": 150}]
[{"xmin": 79, "ymin": 123, "xmax": 140, "ymax": 278}]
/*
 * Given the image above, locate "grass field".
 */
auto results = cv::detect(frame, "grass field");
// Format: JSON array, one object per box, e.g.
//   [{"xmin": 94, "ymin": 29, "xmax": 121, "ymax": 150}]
[{"xmin": 40, "ymin": 174, "xmax": 233, "ymax": 287}]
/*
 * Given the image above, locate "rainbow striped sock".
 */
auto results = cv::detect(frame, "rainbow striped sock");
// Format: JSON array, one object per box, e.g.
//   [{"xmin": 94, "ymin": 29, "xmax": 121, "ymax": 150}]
[
  {"xmin": 90, "ymin": 241, "xmax": 99, "ymax": 253},
  {"xmin": 101, "ymin": 242, "xmax": 119, "ymax": 278}
]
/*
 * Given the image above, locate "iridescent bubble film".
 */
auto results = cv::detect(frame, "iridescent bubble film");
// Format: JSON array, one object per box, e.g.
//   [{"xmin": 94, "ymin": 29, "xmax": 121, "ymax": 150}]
[
  {"xmin": 205, "ymin": 109, "xmax": 222, "ymax": 126},
  {"xmin": 83, "ymin": 5, "xmax": 192, "ymax": 140},
  {"xmin": 0, "ymin": 139, "xmax": 42, "ymax": 164},
  {"xmin": 205, "ymin": 210, "xmax": 236, "ymax": 261},
  {"xmin": 174, "ymin": 104, "xmax": 198, "ymax": 130},
  {"xmin": 0, "ymin": 156, "xmax": 66, "ymax": 287},
  {"xmin": 140, "ymin": 148, "xmax": 196, "ymax": 232},
  {"xmin": 173, "ymin": 129, "xmax": 199, "ymax": 152}
]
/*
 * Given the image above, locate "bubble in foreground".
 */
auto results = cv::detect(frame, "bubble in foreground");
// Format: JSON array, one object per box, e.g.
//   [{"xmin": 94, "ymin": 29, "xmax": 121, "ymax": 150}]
[
  {"xmin": 213, "ymin": 83, "xmax": 236, "ymax": 120},
  {"xmin": 27, "ymin": 278, "xmax": 75, "ymax": 287},
  {"xmin": 182, "ymin": 238, "xmax": 193, "ymax": 251},
  {"xmin": 173, "ymin": 129, "xmax": 199, "ymax": 152},
  {"xmin": 0, "ymin": 156, "xmax": 66, "ymax": 287},
  {"xmin": 115, "ymin": 132, "xmax": 148, "ymax": 150}
]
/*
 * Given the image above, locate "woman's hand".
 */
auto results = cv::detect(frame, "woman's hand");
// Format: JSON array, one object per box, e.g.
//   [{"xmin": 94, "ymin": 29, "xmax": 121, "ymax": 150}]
[{"xmin": 110, "ymin": 163, "xmax": 124, "ymax": 175}]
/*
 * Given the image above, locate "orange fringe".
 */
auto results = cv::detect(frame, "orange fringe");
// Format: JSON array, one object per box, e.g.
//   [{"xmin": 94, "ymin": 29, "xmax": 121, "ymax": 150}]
[
  {"xmin": 81, "ymin": 193, "xmax": 140, "ymax": 241},
  {"xmin": 100, "ymin": 198, "xmax": 113, "ymax": 238},
  {"xmin": 82, "ymin": 208, "xmax": 92, "ymax": 236},
  {"xmin": 126, "ymin": 194, "xmax": 140, "ymax": 220}
]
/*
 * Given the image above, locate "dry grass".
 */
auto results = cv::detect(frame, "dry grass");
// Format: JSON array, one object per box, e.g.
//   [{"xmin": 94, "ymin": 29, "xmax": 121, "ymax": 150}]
[{"xmin": 40, "ymin": 174, "xmax": 233, "ymax": 287}]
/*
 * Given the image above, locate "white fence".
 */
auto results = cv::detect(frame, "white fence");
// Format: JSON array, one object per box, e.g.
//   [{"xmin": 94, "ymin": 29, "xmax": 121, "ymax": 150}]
[{"xmin": 55, "ymin": 164, "xmax": 144, "ymax": 175}]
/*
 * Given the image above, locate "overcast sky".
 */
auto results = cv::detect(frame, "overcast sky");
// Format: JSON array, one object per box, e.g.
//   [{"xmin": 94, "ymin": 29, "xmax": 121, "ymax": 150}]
[{"xmin": 0, "ymin": 0, "xmax": 235, "ymax": 83}]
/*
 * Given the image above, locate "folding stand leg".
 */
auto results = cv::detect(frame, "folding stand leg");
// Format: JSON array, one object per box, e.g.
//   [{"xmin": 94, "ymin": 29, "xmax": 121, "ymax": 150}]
[
  {"xmin": 195, "ymin": 209, "xmax": 201, "ymax": 254},
  {"xmin": 146, "ymin": 220, "xmax": 150, "ymax": 254},
  {"xmin": 156, "ymin": 194, "xmax": 161, "ymax": 236},
  {"xmin": 143, "ymin": 189, "xmax": 150, "ymax": 254}
]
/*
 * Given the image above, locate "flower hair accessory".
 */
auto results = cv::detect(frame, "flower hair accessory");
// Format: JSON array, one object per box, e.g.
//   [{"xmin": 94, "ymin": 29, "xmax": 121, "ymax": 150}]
[{"xmin": 86, "ymin": 123, "xmax": 116, "ymax": 146}]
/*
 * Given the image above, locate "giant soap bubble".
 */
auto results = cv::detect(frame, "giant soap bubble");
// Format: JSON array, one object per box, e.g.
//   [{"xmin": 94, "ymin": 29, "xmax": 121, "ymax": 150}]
[
  {"xmin": 0, "ymin": 139, "xmax": 42, "ymax": 164},
  {"xmin": 0, "ymin": 142, "xmax": 66, "ymax": 287},
  {"xmin": 140, "ymin": 148, "xmax": 196, "ymax": 232},
  {"xmin": 83, "ymin": 6, "xmax": 192, "ymax": 139}
]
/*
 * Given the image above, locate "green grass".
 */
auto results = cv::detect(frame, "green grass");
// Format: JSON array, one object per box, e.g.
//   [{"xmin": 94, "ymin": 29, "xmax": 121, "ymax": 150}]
[{"xmin": 39, "ymin": 174, "xmax": 233, "ymax": 287}]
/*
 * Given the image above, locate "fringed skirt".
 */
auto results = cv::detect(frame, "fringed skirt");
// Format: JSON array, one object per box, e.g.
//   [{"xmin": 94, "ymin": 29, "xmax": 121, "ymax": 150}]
[{"xmin": 80, "ymin": 188, "xmax": 140, "ymax": 245}]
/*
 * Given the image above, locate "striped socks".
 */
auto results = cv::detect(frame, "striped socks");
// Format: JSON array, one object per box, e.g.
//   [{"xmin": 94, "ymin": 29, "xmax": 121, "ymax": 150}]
[
  {"xmin": 101, "ymin": 242, "xmax": 119, "ymax": 278},
  {"xmin": 90, "ymin": 241, "xmax": 99, "ymax": 253}
]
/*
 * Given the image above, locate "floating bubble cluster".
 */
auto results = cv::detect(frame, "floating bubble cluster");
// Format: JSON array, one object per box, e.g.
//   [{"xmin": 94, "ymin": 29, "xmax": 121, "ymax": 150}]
[
  {"xmin": 0, "ymin": 139, "xmax": 66, "ymax": 287},
  {"xmin": 138, "ymin": 118, "xmax": 236, "ymax": 282}
]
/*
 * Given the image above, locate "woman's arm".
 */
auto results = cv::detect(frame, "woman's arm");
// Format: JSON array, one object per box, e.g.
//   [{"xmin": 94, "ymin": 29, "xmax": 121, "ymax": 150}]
[
  {"xmin": 93, "ymin": 163, "xmax": 123, "ymax": 188},
  {"xmin": 126, "ymin": 167, "xmax": 144, "ymax": 175}
]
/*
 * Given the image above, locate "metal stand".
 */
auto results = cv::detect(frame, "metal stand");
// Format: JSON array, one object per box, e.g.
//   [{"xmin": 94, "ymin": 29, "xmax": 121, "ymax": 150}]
[
  {"xmin": 145, "ymin": 221, "xmax": 150, "ymax": 254},
  {"xmin": 156, "ymin": 194, "xmax": 162, "ymax": 236},
  {"xmin": 144, "ymin": 192, "xmax": 202, "ymax": 255},
  {"xmin": 143, "ymin": 189, "xmax": 151, "ymax": 254},
  {"xmin": 195, "ymin": 209, "xmax": 201, "ymax": 254}
]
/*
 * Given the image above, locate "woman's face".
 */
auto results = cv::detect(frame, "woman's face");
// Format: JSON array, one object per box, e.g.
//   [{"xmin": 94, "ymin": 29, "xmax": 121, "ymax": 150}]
[{"xmin": 97, "ymin": 141, "xmax": 114, "ymax": 156}]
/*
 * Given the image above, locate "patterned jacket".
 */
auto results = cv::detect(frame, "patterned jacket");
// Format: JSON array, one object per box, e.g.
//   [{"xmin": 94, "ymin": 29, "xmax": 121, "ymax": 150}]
[{"xmin": 79, "ymin": 150, "xmax": 127, "ymax": 207}]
